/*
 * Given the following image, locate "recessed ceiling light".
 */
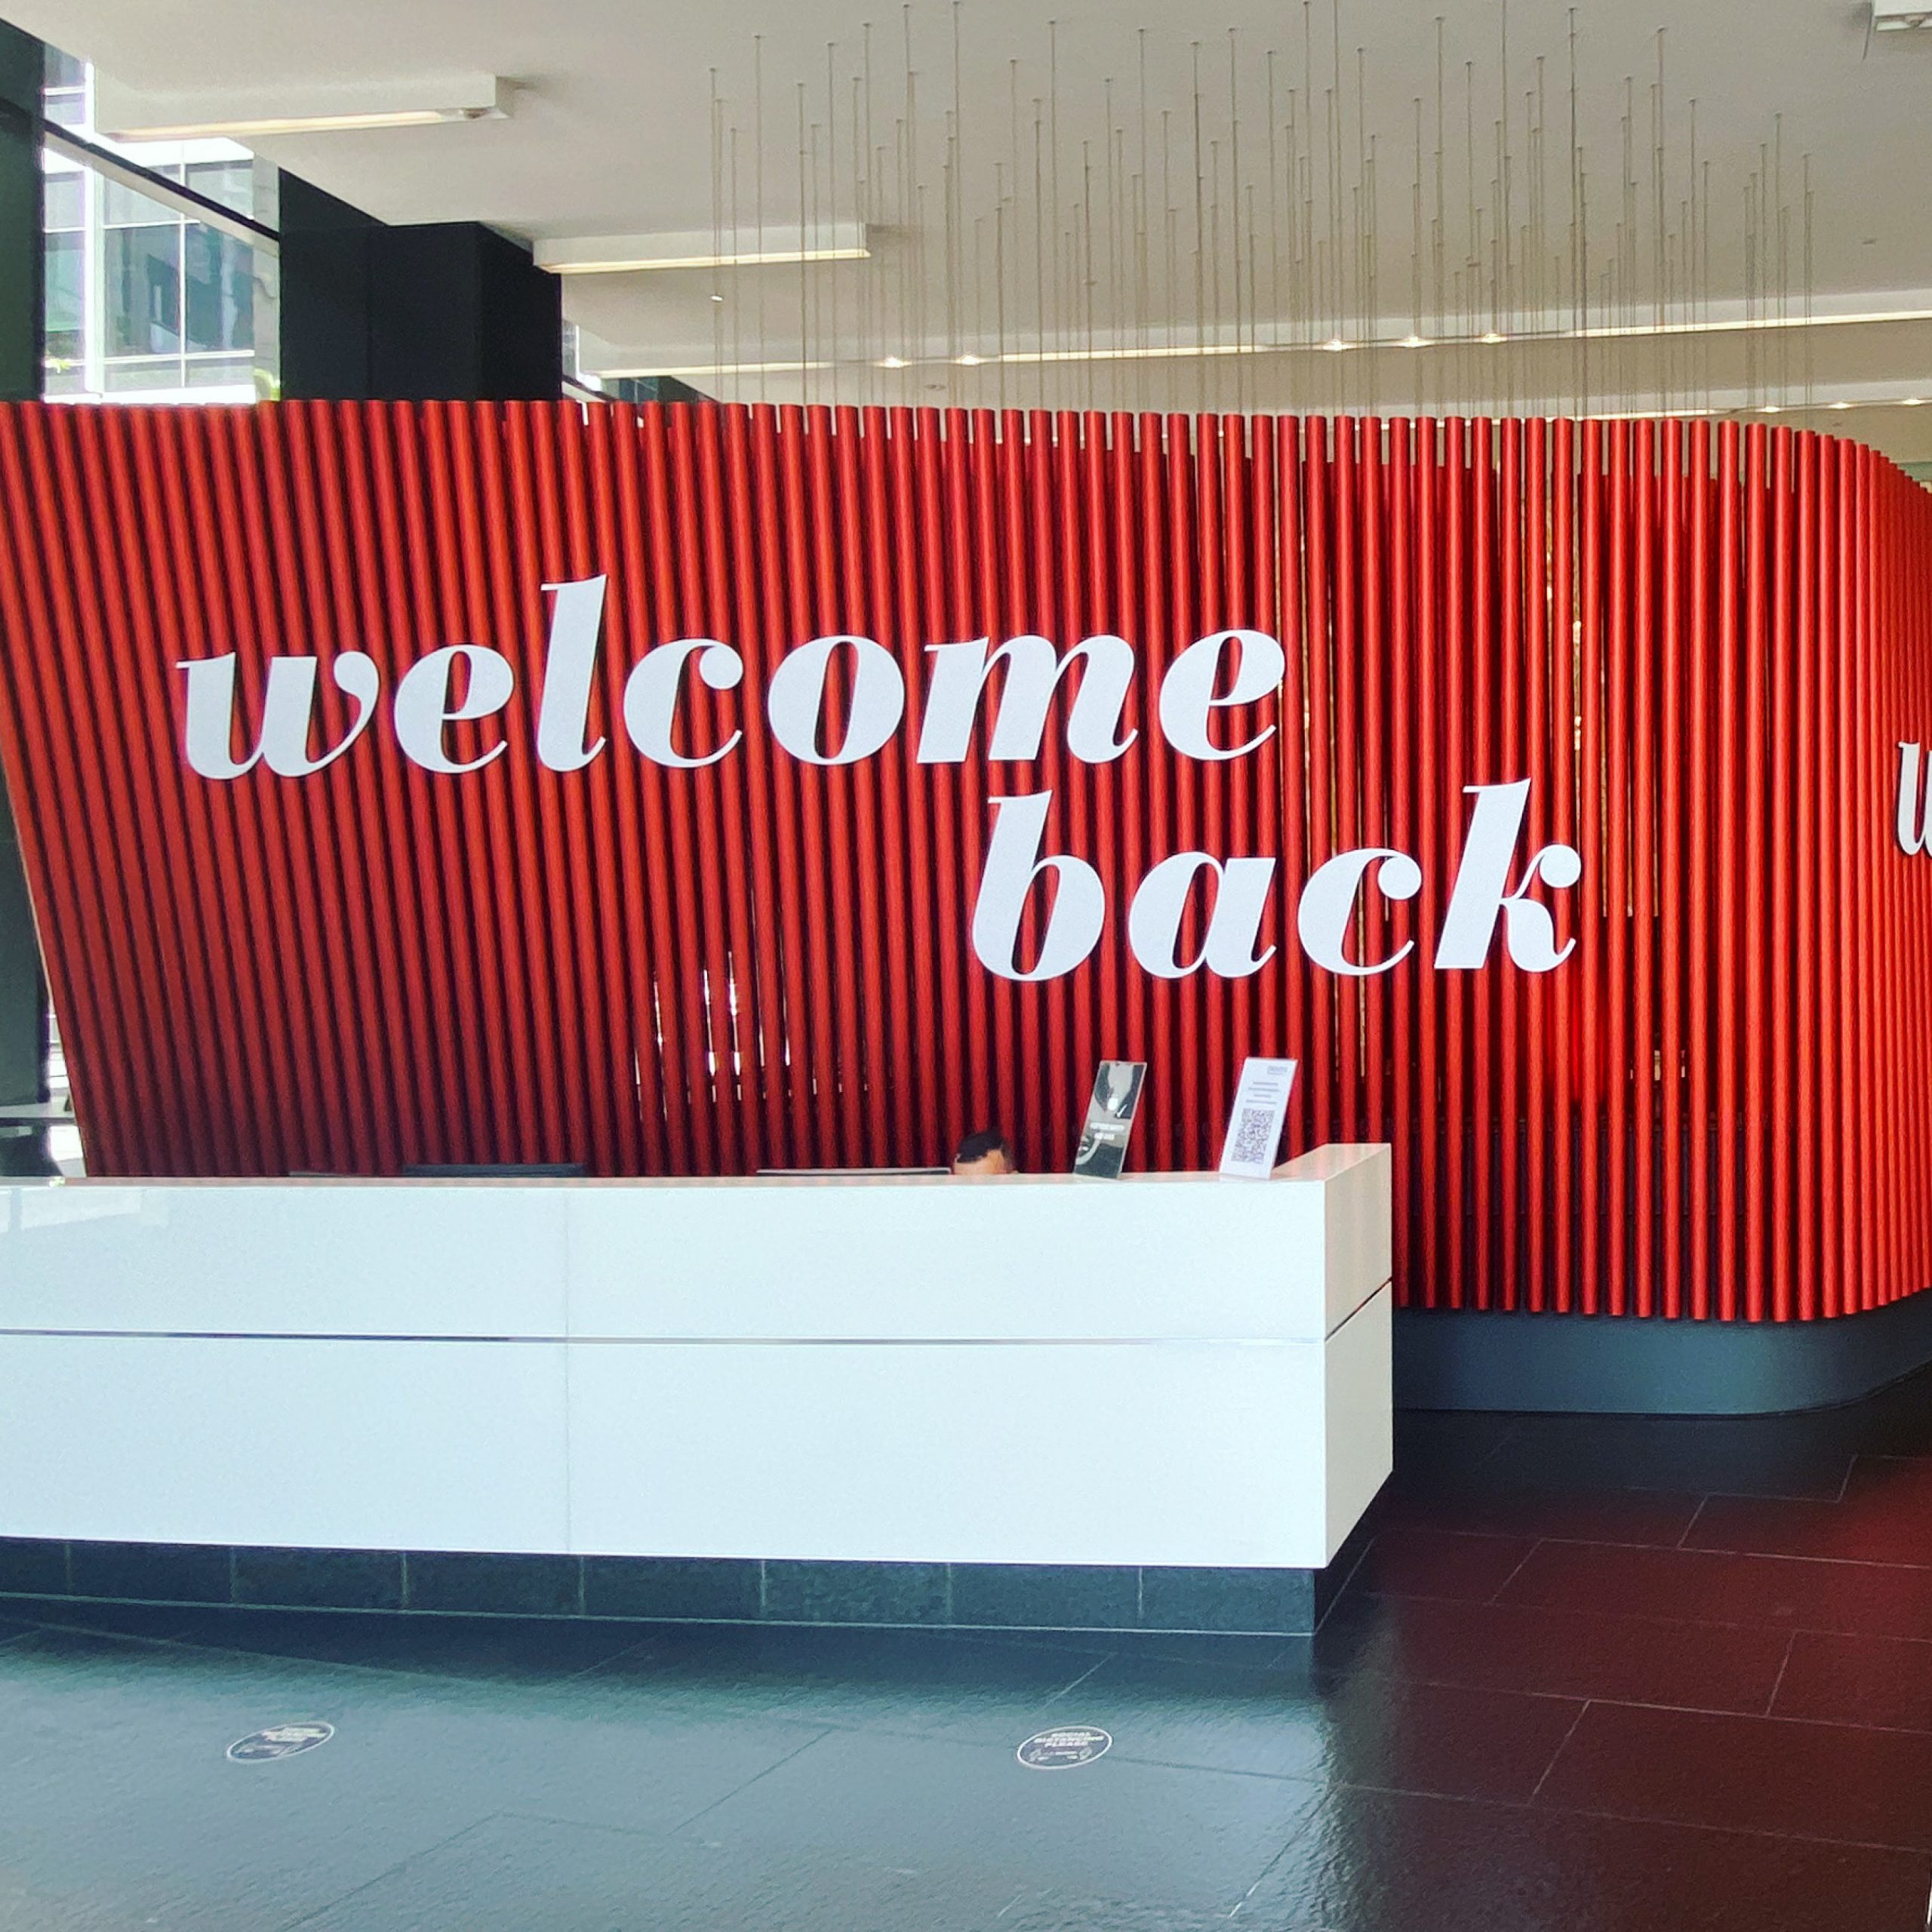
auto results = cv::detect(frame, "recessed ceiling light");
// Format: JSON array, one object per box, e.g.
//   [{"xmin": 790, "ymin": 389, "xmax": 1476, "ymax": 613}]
[
  {"xmin": 1401, "ymin": 334, "xmax": 1429, "ymax": 349},
  {"xmin": 1831, "ymin": 400, "xmax": 1854, "ymax": 410},
  {"xmin": 1480, "ymin": 330, "xmax": 1506, "ymax": 344},
  {"xmin": 590, "ymin": 358, "xmax": 832, "ymax": 379},
  {"xmin": 878, "ymin": 355, "xmax": 908, "ymax": 369},
  {"xmin": 1760, "ymin": 404, "xmax": 1782, "ymax": 414},
  {"xmin": 537, "ymin": 224, "xmax": 870, "ymax": 275},
  {"xmin": 955, "ymin": 352, "xmax": 986, "ymax": 366},
  {"xmin": 1903, "ymin": 396, "xmax": 1925, "ymax": 407},
  {"xmin": 1322, "ymin": 337, "xmax": 1350, "ymax": 352}
]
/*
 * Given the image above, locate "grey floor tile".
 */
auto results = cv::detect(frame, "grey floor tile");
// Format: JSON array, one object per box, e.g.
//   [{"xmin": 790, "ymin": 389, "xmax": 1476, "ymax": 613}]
[
  {"xmin": 289, "ymin": 1811, "xmax": 1026, "ymax": 1932},
  {"xmin": 0, "ymin": 1635, "xmax": 499, "ymax": 1932},
  {"xmin": 0, "ymin": 1623, "xmax": 844, "ymax": 1930},
  {"xmin": 1054, "ymin": 1651, "xmax": 1582, "ymax": 1797},
  {"xmin": 670, "ymin": 1724, "xmax": 1324, "ymax": 1918},
  {"xmin": 571, "ymin": 1622, "xmax": 1115, "ymax": 1742},
  {"xmin": 1235, "ymin": 1784, "xmax": 1932, "ymax": 1932}
]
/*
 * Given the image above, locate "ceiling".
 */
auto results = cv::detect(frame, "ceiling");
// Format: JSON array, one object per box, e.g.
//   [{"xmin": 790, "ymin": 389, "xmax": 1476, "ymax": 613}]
[{"xmin": 21, "ymin": 0, "xmax": 1932, "ymax": 457}]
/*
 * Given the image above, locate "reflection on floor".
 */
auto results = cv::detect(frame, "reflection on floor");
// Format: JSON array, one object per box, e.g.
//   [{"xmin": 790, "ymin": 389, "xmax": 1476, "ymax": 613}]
[{"xmin": 9, "ymin": 1372, "xmax": 1932, "ymax": 1930}]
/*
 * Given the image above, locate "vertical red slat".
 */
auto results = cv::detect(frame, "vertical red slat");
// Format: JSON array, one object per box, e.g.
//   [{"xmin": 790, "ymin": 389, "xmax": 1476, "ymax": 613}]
[
  {"xmin": 1414, "ymin": 421, "xmax": 1446, "ymax": 1304},
  {"xmin": 1657, "ymin": 420, "xmax": 1685, "ymax": 1319},
  {"xmin": 1497, "ymin": 417, "xmax": 1524, "ymax": 1307},
  {"xmin": 1768, "ymin": 429, "xmax": 1798, "ymax": 1319},
  {"xmin": 1687, "ymin": 420, "xmax": 1716, "ymax": 1319},
  {"xmin": 1274, "ymin": 417, "xmax": 1313, "ymax": 1163},
  {"xmin": 1358, "ymin": 418, "xmax": 1389, "ymax": 1161},
  {"xmin": 1439, "ymin": 419, "xmax": 1472, "ymax": 1306},
  {"xmin": 1741, "ymin": 424, "xmax": 1774, "ymax": 1321},
  {"xmin": 1386, "ymin": 419, "xmax": 1417, "ymax": 1293},
  {"xmin": 1301, "ymin": 417, "xmax": 1336, "ymax": 1159},
  {"xmin": 1603, "ymin": 422, "xmax": 1633, "ymax": 1315},
  {"xmin": 1548, "ymin": 418, "xmax": 1577, "ymax": 1313},
  {"xmin": 1714, "ymin": 422, "xmax": 1744, "ymax": 1321},
  {"xmin": 1331, "ymin": 417, "xmax": 1363, "ymax": 1144},
  {"xmin": 1630, "ymin": 421, "xmax": 1659, "ymax": 1316},
  {"xmin": 1577, "ymin": 421, "xmax": 1607, "ymax": 1315}
]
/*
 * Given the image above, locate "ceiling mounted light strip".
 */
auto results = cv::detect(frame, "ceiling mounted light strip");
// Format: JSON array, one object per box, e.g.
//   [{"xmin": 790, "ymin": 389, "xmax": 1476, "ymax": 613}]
[
  {"xmin": 93, "ymin": 72, "xmax": 510, "ymax": 143},
  {"xmin": 537, "ymin": 225, "xmax": 871, "ymax": 276}
]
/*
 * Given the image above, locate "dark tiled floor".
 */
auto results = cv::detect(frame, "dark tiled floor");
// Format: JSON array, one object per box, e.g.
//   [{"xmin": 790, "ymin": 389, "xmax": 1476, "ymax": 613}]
[{"xmin": 11, "ymin": 1374, "xmax": 1932, "ymax": 1929}]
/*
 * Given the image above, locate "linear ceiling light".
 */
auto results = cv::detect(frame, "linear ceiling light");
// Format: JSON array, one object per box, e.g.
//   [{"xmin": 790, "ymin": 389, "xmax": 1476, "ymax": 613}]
[
  {"xmin": 592, "ymin": 359, "xmax": 832, "ymax": 379},
  {"xmin": 984, "ymin": 302, "xmax": 1932, "ymax": 368},
  {"xmin": 537, "ymin": 225, "xmax": 869, "ymax": 275},
  {"xmin": 1580, "ymin": 304, "xmax": 1932, "ymax": 340},
  {"xmin": 94, "ymin": 73, "xmax": 509, "ymax": 142}
]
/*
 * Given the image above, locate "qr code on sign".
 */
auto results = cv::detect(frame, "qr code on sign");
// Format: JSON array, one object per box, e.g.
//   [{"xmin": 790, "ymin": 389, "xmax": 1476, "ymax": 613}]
[{"xmin": 1231, "ymin": 1106, "xmax": 1278, "ymax": 1168}]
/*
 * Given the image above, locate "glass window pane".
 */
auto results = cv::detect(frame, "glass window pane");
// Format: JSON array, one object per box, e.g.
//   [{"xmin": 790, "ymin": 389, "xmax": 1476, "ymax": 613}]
[
  {"xmin": 104, "ymin": 226, "xmax": 181, "ymax": 355},
  {"xmin": 42, "ymin": 360, "xmax": 85, "ymax": 397},
  {"xmin": 182, "ymin": 226, "xmax": 253, "ymax": 354},
  {"xmin": 185, "ymin": 354, "xmax": 252, "ymax": 390},
  {"xmin": 184, "ymin": 161, "xmax": 254, "ymax": 217},
  {"xmin": 44, "ymin": 233, "xmax": 83, "ymax": 362},
  {"xmin": 103, "ymin": 358, "xmax": 182, "ymax": 394},
  {"xmin": 44, "ymin": 48, "xmax": 86, "ymax": 91},
  {"xmin": 104, "ymin": 171, "xmax": 180, "ymax": 227},
  {"xmin": 43, "ymin": 168, "xmax": 85, "ymax": 232}
]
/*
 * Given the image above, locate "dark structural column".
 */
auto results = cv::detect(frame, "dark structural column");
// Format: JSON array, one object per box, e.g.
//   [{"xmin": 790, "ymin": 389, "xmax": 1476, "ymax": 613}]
[
  {"xmin": 277, "ymin": 174, "xmax": 561, "ymax": 401},
  {"xmin": 0, "ymin": 21, "xmax": 49, "ymax": 1167}
]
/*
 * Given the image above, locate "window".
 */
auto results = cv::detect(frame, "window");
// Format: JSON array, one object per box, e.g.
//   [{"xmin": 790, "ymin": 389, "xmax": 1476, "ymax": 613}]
[
  {"xmin": 184, "ymin": 161, "xmax": 252, "ymax": 216},
  {"xmin": 42, "ymin": 48, "xmax": 85, "ymax": 131},
  {"xmin": 38, "ymin": 51, "xmax": 263, "ymax": 404},
  {"xmin": 104, "ymin": 226, "xmax": 182, "ymax": 356},
  {"xmin": 43, "ymin": 166, "xmax": 85, "ymax": 233},
  {"xmin": 183, "ymin": 226, "xmax": 252, "ymax": 353},
  {"xmin": 104, "ymin": 170, "xmax": 181, "ymax": 229},
  {"xmin": 44, "ymin": 234, "xmax": 83, "ymax": 355},
  {"xmin": 43, "ymin": 233, "xmax": 84, "ymax": 392}
]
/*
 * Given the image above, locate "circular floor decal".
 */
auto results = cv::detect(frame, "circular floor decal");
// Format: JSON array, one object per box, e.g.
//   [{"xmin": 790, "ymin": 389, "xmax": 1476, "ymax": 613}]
[
  {"xmin": 1016, "ymin": 1724, "xmax": 1112, "ymax": 1770},
  {"xmin": 227, "ymin": 1722, "xmax": 334, "ymax": 1763}
]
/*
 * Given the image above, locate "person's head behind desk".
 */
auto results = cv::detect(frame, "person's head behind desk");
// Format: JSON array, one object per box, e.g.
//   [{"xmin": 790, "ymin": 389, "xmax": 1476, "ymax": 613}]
[{"xmin": 952, "ymin": 1128, "xmax": 1016, "ymax": 1177}]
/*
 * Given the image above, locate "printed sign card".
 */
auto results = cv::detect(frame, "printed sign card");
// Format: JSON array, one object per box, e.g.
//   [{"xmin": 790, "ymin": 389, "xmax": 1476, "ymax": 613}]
[
  {"xmin": 1217, "ymin": 1058, "xmax": 1298, "ymax": 1179},
  {"xmin": 1072, "ymin": 1060, "xmax": 1147, "ymax": 1180}
]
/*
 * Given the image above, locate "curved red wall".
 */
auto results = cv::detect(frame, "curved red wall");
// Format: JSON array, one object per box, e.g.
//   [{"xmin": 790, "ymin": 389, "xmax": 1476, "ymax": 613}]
[{"xmin": 0, "ymin": 401, "xmax": 1928, "ymax": 1322}]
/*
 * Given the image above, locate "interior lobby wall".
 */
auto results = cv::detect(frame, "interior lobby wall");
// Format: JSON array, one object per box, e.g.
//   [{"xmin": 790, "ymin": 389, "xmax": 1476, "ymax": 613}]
[{"xmin": 0, "ymin": 398, "xmax": 1927, "ymax": 1341}]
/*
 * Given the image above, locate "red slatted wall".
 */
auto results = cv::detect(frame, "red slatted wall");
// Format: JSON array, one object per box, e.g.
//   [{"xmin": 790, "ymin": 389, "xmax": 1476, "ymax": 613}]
[{"xmin": 2, "ymin": 400, "xmax": 1929, "ymax": 1322}]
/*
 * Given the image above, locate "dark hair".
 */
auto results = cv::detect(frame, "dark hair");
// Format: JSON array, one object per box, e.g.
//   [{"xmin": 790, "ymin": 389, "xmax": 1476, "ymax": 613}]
[{"xmin": 952, "ymin": 1128, "xmax": 1011, "ymax": 1164}]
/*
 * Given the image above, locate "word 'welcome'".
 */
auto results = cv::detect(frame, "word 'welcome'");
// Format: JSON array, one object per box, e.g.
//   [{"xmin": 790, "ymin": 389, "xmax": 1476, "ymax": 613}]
[{"xmin": 178, "ymin": 575, "xmax": 1583, "ymax": 983}]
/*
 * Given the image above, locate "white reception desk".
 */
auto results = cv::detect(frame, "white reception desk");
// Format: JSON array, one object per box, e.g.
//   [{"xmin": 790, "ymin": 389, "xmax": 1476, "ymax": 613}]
[{"xmin": 0, "ymin": 1146, "xmax": 1392, "ymax": 1574}]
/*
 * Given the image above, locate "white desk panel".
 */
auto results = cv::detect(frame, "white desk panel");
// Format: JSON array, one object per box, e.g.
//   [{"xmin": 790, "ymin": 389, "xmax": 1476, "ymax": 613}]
[
  {"xmin": 1278, "ymin": 1146, "xmax": 1397, "ymax": 1336},
  {"xmin": 1324, "ymin": 1287, "xmax": 1395, "ymax": 1557},
  {"xmin": 0, "ymin": 1336, "xmax": 570, "ymax": 1552},
  {"xmin": 565, "ymin": 1339, "xmax": 1331, "ymax": 1568},
  {"xmin": 0, "ymin": 1183, "xmax": 569, "ymax": 1338},
  {"xmin": 564, "ymin": 1154, "xmax": 1389, "ymax": 1343}
]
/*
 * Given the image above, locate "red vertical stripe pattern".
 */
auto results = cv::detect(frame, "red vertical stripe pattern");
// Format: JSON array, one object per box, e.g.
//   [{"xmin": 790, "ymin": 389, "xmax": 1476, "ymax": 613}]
[{"xmin": 0, "ymin": 401, "xmax": 1928, "ymax": 1325}]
